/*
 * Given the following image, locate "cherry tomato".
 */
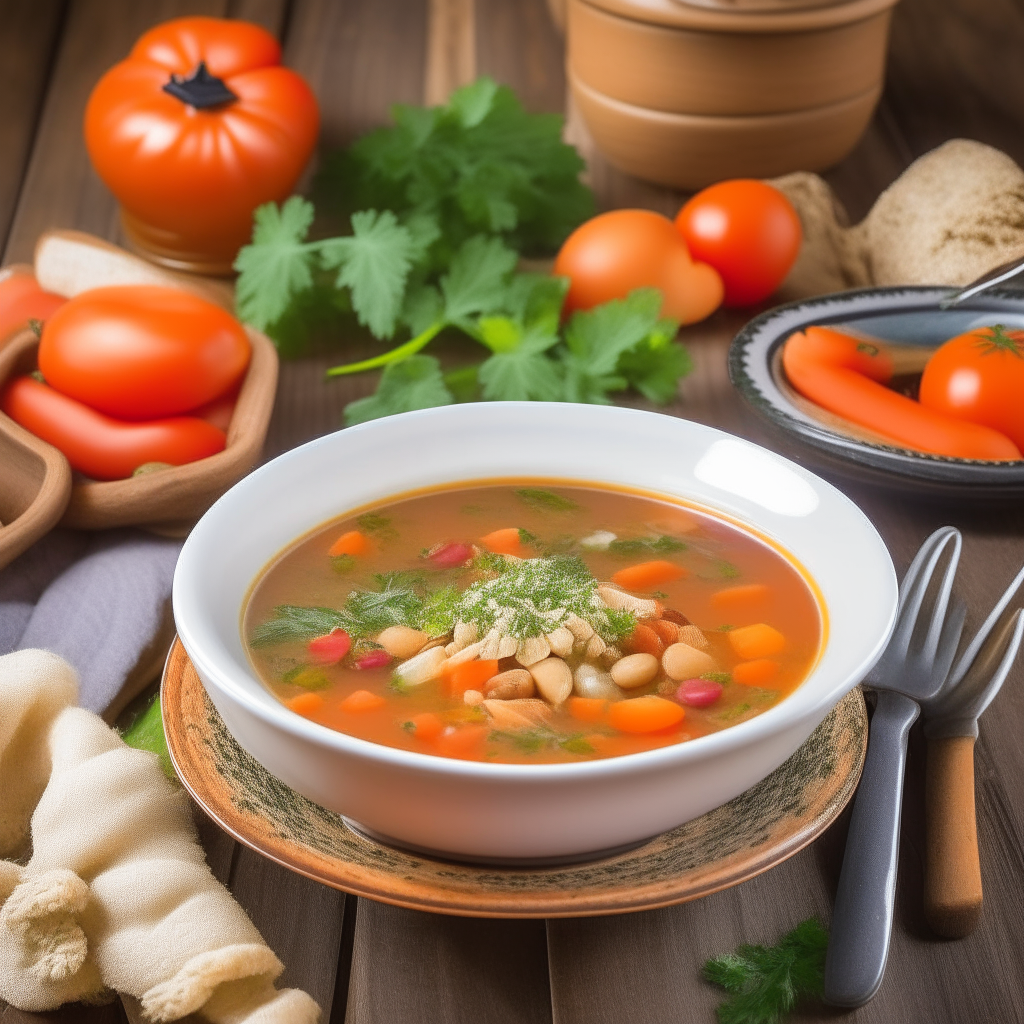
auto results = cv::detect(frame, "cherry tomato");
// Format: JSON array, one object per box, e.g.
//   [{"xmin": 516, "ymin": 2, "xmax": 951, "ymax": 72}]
[
  {"xmin": 554, "ymin": 209, "xmax": 723, "ymax": 325},
  {"xmin": 38, "ymin": 285, "xmax": 250, "ymax": 420},
  {"xmin": 675, "ymin": 180, "xmax": 801, "ymax": 307},
  {"xmin": 84, "ymin": 17, "xmax": 319, "ymax": 267},
  {"xmin": 919, "ymin": 324, "xmax": 1024, "ymax": 450},
  {"xmin": 0, "ymin": 269, "xmax": 65, "ymax": 343},
  {"xmin": 1, "ymin": 375, "xmax": 226, "ymax": 481}
]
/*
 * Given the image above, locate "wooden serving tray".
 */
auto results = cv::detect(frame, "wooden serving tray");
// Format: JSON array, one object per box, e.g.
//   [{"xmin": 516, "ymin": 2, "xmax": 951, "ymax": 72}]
[
  {"xmin": 163, "ymin": 639, "xmax": 868, "ymax": 918},
  {"xmin": 0, "ymin": 231, "xmax": 279, "ymax": 547}
]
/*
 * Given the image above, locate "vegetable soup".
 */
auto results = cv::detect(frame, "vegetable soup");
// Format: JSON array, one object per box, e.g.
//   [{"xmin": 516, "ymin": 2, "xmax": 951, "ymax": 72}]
[{"xmin": 243, "ymin": 482, "xmax": 822, "ymax": 763}]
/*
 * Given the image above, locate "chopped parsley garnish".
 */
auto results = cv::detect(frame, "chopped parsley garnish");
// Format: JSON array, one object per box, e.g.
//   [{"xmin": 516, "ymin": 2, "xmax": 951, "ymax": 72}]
[
  {"xmin": 331, "ymin": 554, "xmax": 356, "ymax": 574},
  {"xmin": 607, "ymin": 535, "xmax": 687, "ymax": 556},
  {"xmin": 717, "ymin": 560, "xmax": 741, "ymax": 579},
  {"xmin": 515, "ymin": 488, "xmax": 580, "ymax": 513},
  {"xmin": 357, "ymin": 513, "xmax": 398, "ymax": 539},
  {"xmin": 252, "ymin": 553, "xmax": 634, "ymax": 649},
  {"xmin": 701, "ymin": 672, "xmax": 732, "ymax": 684}
]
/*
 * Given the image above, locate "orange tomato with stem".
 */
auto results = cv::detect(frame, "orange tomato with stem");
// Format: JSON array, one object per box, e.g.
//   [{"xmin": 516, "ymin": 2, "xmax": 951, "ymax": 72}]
[
  {"xmin": 554, "ymin": 209, "xmax": 723, "ymax": 324},
  {"xmin": 919, "ymin": 324, "xmax": 1024, "ymax": 451},
  {"xmin": 84, "ymin": 17, "xmax": 319, "ymax": 268}
]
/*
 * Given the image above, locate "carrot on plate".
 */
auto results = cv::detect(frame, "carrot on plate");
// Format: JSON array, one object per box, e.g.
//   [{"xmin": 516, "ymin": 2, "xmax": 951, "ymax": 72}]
[
  {"xmin": 568, "ymin": 697, "xmax": 610, "ymax": 723},
  {"xmin": 611, "ymin": 560, "xmax": 687, "ymax": 591},
  {"xmin": 444, "ymin": 659, "xmax": 499, "ymax": 695},
  {"xmin": 711, "ymin": 583, "xmax": 770, "ymax": 611},
  {"xmin": 782, "ymin": 326, "xmax": 1021, "ymax": 461},
  {"xmin": 607, "ymin": 695, "xmax": 685, "ymax": 734},
  {"xmin": 732, "ymin": 658, "xmax": 780, "ymax": 687},
  {"xmin": 285, "ymin": 692, "xmax": 324, "ymax": 717},
  {"xmin": 329, "ymin": 530, "xmax": 371, "ymax": 558},
  {"xmin": 479, "ymin": 527, "xmax": 525, "ymax": 556},
  {"xmin": 728, "ymin": 623, "xmax": 786, "ymax": 660},
  {"xmin": 340, "ymin": 689, "xmax": 387, "ymax": 713}
]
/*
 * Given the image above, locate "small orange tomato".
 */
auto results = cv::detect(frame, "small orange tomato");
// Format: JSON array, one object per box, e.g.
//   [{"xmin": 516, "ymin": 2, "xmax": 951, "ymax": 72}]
[
  {"xmin": 554, "ymin": 209, "xmax": 723, "ymax": 324},
  {"xmin": 84, "ymin": 17, "xmax": 319, "ymax": 268},
  {"xmin": 919, "ymin": 324, "xmax": 1024, "ymax": 451}
]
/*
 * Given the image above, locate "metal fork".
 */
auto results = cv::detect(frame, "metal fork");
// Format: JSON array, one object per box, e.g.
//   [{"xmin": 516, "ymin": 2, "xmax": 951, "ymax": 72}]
[{"xmin": 824, "ymin": 526, "xmax": 966, "ymax": 1008}]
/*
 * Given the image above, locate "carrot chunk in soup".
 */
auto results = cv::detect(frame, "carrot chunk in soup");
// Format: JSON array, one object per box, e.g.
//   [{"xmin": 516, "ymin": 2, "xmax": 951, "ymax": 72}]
[
  {"xmin": 728, "ymin": 623, "xmax": 786, "ymax": 660},
  {"xmin": 611, "ymin": 560, "xmax": 687, "ymax": 591}
]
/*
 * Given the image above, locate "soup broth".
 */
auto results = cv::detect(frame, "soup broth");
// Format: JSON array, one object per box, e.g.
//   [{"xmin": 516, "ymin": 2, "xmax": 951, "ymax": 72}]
[{"xmin": 243, "ymin": 482, "xmax": 822, "ymax": 763}]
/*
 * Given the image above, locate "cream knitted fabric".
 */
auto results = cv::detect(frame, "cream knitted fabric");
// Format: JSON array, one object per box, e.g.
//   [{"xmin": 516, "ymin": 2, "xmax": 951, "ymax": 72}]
[{"xmin": 0, "ymin": 649, "xmax": 320, "ymax": 1023}]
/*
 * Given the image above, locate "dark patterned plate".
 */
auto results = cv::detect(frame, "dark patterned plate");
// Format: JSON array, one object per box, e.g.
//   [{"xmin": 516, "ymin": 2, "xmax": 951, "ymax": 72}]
[
  {"xmin": 162, "ymin": 639, "xmax": 866, "ymax": 918},
  {"xmin": 729, "ymin": 286, "xmax": 1024, "ymax": 497}
]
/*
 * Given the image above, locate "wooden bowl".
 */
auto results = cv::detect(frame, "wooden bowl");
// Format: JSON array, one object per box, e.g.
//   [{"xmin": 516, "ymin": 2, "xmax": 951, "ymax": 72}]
[
  {"xmin": 567, "ymin": 0, "xmax": 897, "ymax": 186},
  {"xmin": 571, "ymin": 71, "xmax": 881, "ymax": 188},
  {"xmin": 0, "ymin": 231, "xmax": 279, "ymax": 536},
  {"xmin": 0, "ymin": 334, "xmax": 72, "ymax": 571}
]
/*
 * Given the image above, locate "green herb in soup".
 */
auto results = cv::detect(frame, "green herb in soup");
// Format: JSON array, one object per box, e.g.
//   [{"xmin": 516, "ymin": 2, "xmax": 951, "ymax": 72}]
[{"xmin": 243, "ymin": 483, "xmax": 822, "ymax": 763}]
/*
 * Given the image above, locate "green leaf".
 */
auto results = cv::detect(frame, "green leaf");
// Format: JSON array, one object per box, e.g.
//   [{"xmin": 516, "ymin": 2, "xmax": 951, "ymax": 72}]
[
  {"xmin": 478, "ymin": 321, "xmax": 564, "ymax": 401},
  {"xmin": 703, "ymin": 918, "xmax": 828, "ymax": 1024},
  {"xmin": 250, "ymin": 605, "xmax": 349, "ymax": 646},
  {"xmin": 440, "ymin": 235, "xmax": 518, "ymax": 325},
  {"xmin": 447, "ymin": 76, "xmax": 500, "ymax": 128},
  {"xmin": 120, "ymin": 695, "xmax": 175, "ymax": 781},
  {"xmin": 561, "ymin": 288, "xmax": 664, "ymax": 404},
  {"xmin": 617, "ymin": 319, "xmax": 691, "ymax": 404},
  {"xmin": 234, "ymin": 197, "xmax": 316, "ymax": 330},
  {"xmin": 344, "ymin": 355, "xmax": 454, "ymax": 425},
  {"xmin": 515, "ymin": 488, "xmax": 579, "ymax": 512},
  {"xmin": 319, "ymin": 210, "xmax": 416, "ymax": 339},
  {"xmin": 443, "ymin": 365, "xmax": 481, "ymax": 403}
]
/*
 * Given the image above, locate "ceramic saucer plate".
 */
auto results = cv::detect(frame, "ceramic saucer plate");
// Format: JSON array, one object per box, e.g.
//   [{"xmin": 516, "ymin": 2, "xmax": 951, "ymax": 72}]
[
  {"xmin": 729, "ymin": 286, "xmax": 1024, "ymax": 497},
  {"xmin": 163, "ymin": 639, "xmax": 867, "ymax": 919}
]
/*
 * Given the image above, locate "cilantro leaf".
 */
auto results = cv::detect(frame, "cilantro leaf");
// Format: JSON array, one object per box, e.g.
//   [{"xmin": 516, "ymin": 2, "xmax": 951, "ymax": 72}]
[
  {"xmin": 234, "ymin": 197, "xmax": 316, "ymax": 330},
  {"xmin": 477, "ymin": 321, "xmax": 563, "ymax": 401},
  {"xmin": 319, "ymin": 210, "xmax": 416, "ymax": 339},
  {"xmin": 440, "ymin": 235, "xmax": 518, "ymax": 326},
  {"xmin": 316, "ymin": 77, "xmax": 593, "ymax": 255},
  {"xmin": 344, "ymin": 355, "xmax": 453, "ymax": 425},
  {"xmin": 561, "ymin": 289, "xmax": 664, "ymax": 404},
  {"xmin": 703, "ymin": 918, "xmax": 828, "ymax": 1024},
  {"xmin": 617, "ymin": 323, "xmax": 691, "ymax": 404}
]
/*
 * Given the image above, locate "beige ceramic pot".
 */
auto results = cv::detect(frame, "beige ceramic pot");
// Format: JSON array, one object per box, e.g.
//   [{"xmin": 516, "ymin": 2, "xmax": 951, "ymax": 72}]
[{"xmin": 567, "ymin": 0, "xmax": 899, "ymax": 187}]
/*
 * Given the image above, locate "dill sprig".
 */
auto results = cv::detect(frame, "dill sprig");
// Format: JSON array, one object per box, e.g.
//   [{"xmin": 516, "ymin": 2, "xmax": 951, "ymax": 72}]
[{"xmin": 703, "ymin": 918, "xmax": 828, "ymax": 1024}]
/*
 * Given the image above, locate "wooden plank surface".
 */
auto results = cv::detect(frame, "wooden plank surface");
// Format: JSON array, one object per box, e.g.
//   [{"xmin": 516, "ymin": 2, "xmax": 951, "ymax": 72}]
[{"xmin": 2, "ymin": 0, "xmax": 1024, "ymax": 1021}]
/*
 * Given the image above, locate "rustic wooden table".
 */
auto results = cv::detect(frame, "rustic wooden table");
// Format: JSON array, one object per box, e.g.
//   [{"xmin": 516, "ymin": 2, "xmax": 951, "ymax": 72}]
[{"xmin": 2, "ymin": 0, "xmax": 1023, "ymax": 1021}]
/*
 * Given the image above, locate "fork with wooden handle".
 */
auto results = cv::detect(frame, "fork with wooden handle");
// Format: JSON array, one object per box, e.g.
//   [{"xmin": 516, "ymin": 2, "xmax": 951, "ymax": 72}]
[{"xmin": 921, "ymin": 559, "xmax": 1024, "ymax": 938}]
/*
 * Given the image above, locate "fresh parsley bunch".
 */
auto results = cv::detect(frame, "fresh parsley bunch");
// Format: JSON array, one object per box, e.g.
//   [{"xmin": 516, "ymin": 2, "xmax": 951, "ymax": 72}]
[{"xmin": 233, "ymin": 78, "xmax": 693, "ymax": 424}]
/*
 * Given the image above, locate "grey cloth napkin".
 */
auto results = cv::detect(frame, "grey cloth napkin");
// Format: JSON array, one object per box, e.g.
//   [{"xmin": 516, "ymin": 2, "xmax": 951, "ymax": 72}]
[{"xmin": 0, "ymin": 529, "xmax": 182, "ymax": 716}]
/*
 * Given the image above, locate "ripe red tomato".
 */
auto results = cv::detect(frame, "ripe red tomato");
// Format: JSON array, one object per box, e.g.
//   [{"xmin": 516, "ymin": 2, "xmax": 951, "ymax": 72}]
[
  {"xmin": 38, "ymin": 285, "xmax": 250, "ymax": 420},
  {"xmin": 554, "ymin": 209, "xmax": 723, "ymax": 325},
  {"xmin": 675, "ymin": 181, "xmax": 802, "ymax": 307},
  {"xmin": 1, "ymin": 376, "xmax": 226, "ymax": 481},
  {"xmin": 84, "ymin": 17, "xmax": 319, "ymax": 267},
  {"xmin": 919, "ymin": 324, "xmax": 1024, "ymax": 450}
]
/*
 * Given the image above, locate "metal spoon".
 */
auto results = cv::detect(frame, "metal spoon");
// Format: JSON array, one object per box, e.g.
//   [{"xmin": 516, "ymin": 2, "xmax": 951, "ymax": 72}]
[{"xmin": 939, "ymin": 253, "xmax": 1024, "ymax": 308}]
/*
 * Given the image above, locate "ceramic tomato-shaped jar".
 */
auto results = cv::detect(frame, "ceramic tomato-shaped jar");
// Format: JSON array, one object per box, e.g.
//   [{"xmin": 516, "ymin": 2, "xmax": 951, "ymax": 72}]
[{"xmin": 85, "ymin": 17, "xmax": 319, "ymax": 274}]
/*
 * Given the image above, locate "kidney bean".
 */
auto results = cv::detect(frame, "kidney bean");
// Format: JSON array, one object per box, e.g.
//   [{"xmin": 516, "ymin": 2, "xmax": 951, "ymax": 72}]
[
  {"xmin": 660, "ymin": 608, "xmax": 691, "ymax": 626},
  {"xmin": 626, "ymin": 623, "xmax": 665, "ymax": 657},
  {"xmin": 676, "ymin": 678, "xmax": 723, "ymax": 707},
  {"xmin": 428, "ymin": 542, "xmax": 474, "ymax": 567},
  {"xmin": 355, "ymin": 650, "xmax": 393, "ymax": 670},
  {"xmin": 307, "ymin": 628, "xmax": 351, "ymax": 664}
]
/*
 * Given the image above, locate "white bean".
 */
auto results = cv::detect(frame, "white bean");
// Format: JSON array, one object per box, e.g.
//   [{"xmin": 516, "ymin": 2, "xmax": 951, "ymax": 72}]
[
  {"xmin": 516, "ymin": 635, "xmax": 551, "ymax": 667},
  {"xmin": 546, "ymin": 627, "xmax": 574, "ymax": 658},
  {"xmin": 483, "ymin": 669, "xmax": 535, "ymax": 700},
  {"xmin": 662, "ymin": 642, "xmax": 716, "ymax": 681},
  {"xmin": 376, "ymin": 625, "xmax": 429, "ymax": 659},
  {"xmin": 610, "ymin": 653, "xmax": 659, "ymax": 690},
  {"xmin": 529, "ymin": 657, "xmax": 573, "ymax": 705},
  {"xmin": 573, "ymin": 663, "xmax": 621, "ymax": 700}
]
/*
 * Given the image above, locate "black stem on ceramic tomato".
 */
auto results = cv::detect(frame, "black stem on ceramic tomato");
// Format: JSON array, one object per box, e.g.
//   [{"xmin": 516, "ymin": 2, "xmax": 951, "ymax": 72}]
[{"xmin": 162, "ymin": 62, "xmax": 237, "ymax": 110}]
